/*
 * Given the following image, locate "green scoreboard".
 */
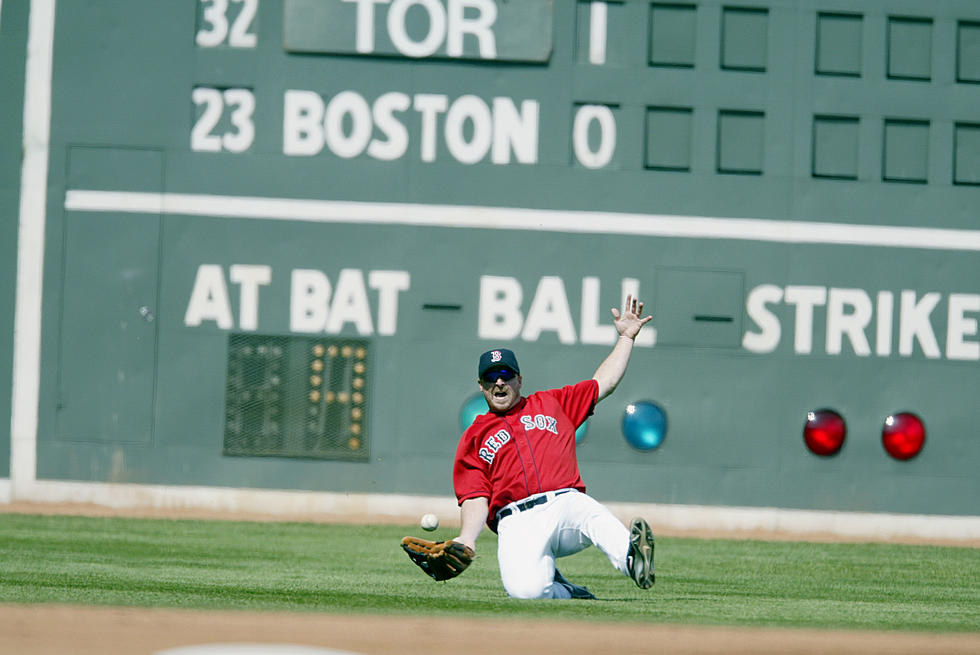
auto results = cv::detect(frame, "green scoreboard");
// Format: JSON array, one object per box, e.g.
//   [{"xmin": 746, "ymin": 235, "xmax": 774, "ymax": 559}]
[{"xmin": 9, "ymin": 0, "xmax": 980, "ymax": 516}]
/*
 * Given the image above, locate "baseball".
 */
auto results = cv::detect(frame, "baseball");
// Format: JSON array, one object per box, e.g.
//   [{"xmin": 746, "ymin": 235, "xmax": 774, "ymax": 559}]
[{"xmin": 420, "ymin": 513, "xmax": 439, "ymax": 531}]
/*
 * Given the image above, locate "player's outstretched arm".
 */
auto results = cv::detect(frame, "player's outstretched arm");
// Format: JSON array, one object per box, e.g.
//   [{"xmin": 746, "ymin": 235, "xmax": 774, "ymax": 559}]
[
  {"xmin": 455, "ymin": 496, "xmax": 489, "ymax": 551},
  {"xmin": 592, "ymin": 294, "xmax": 652, "ymax": 402}
]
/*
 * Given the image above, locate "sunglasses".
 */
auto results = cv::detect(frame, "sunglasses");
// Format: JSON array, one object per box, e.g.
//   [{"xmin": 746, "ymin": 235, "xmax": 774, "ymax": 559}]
[{"xmin": 481, "ymin": 367, "xmax": 517, "ymax": 384}]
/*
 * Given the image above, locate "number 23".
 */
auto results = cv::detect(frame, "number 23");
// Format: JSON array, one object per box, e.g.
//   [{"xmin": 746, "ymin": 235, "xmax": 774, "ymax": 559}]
[{"xmin": 191, "ymin": 87, "xmax": 255, "ymax": 153}]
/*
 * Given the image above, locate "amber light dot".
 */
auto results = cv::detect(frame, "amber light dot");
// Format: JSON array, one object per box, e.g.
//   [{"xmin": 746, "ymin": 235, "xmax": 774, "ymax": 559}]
[
  {"xmin": 803, "ymin": 409, "xmax": 846, "ymax": 456},
  {"xmin": 882, "ymin": 412, "xmax": 926, "ymax": 460}
]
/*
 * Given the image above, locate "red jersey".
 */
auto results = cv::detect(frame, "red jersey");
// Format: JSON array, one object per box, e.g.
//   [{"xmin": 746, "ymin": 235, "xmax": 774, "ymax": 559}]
[{"xmin": 453, "ymin": 379, "xmax": 599, "ymax": 531}]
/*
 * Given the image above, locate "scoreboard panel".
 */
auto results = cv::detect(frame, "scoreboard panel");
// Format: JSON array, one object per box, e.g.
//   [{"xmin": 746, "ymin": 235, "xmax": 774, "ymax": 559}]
[{"xmin": 19, "ymin": 0, "xmax": 980, "ymax": 515}]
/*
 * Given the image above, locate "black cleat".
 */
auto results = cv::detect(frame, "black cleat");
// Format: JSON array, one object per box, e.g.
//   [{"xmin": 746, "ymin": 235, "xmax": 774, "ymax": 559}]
[
  {"xmin": 626, "ymin": 517, "xmax": 655, "ymax": 589},
  {"xmin": 553, "ymin": 568, "xmax": 596, "ymax": 599}
]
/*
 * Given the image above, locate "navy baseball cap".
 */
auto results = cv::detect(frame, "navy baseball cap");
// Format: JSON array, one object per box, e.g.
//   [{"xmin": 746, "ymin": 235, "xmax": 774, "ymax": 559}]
[{"xmin": 478, "ymin": 348, "xmax": 520, "ymax": 379}]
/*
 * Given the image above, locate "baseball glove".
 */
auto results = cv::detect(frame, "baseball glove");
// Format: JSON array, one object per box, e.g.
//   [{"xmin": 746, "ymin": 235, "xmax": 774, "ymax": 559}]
[{"xmin": 400, "ymin": 536, "xmax": 475, "ymax": 581}]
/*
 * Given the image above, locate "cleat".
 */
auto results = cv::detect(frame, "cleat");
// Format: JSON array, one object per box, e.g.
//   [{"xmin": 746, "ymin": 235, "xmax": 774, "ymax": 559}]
[
  {"xmin": 553, "ymin": 568, "xmax": 596, "ymax": 600},
  {"xmin": 626, "ymin": 517, "xmax": 655, "ymax": 589}
]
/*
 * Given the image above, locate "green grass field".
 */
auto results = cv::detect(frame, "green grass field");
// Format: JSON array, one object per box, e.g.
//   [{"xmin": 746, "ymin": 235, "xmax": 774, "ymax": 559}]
[{"xmin": 1, "ymin": 513, "xmax": 977, "ymax": 632}]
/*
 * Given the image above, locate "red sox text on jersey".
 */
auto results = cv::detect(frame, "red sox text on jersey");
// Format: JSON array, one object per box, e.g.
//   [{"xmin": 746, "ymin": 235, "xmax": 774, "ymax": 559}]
[
  {"xmin": 478, "ymin": 430, "xmax": 511, "ymax": 464},
  {"xmin": 478, "ymin": 415, "xmax": 559, "ymax": 465}
]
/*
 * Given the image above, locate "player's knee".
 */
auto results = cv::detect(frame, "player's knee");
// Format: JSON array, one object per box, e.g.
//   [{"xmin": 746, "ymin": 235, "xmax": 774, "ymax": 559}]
[{"xmin": 503, "ymin": 577, "xmax": 550, "ymax": 600}]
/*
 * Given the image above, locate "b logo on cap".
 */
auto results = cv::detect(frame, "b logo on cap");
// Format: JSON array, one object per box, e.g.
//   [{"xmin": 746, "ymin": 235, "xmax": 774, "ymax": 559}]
[{"xmin": 491, "ymin": 350, "xmax": 502, "ymax": 363}]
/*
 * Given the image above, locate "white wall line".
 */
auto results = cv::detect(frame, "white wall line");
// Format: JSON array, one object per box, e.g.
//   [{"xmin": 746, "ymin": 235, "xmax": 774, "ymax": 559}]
[
  {"xmin": 64, "ymin": 189, "xmax": 980, "ymax": 252},
  {"xmin": 8, "ymin": 480, "xmax": 980, "ymax": 541},
  {"xmin": 10, "ymin": 0, "xmax": 55, "ymax": 497}
]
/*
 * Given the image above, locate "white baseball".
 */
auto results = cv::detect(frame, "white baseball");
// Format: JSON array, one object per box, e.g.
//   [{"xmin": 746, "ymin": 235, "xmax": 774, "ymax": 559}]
[{"xmin": 420, "ymin": 513, "xmax": 439, "ymax": 531}]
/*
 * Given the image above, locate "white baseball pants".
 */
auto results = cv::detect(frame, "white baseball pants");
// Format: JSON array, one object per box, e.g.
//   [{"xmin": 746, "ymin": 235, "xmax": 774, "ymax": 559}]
[{"xmin": 495, "ymin": 489, "xmax": 630, "ymax": 599}]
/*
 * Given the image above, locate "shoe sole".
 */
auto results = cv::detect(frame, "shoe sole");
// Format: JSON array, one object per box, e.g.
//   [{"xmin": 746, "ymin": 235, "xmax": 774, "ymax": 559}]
[{"xmin": 629, "ymin": 518, "xmax": 655, "ymax": 589}]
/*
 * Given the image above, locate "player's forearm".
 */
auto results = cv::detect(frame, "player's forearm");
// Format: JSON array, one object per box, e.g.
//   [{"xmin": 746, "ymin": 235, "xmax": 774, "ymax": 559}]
[
  {"xmin": 455, "ymin": 497, "xmax": 489, "ymax": 550},
  {"xmin": 592, "ymin": 334, "xmax": 635, "ymax": 402}
]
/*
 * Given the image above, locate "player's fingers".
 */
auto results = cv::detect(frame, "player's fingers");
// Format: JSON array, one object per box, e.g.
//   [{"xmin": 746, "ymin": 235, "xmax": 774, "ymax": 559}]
[{"xmin": 611, "ymin": 308, "xmax": 621, "ymax": 319}]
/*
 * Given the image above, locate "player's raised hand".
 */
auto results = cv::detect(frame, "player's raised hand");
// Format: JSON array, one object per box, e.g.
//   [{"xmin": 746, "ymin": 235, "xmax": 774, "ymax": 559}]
[{"xmin": 610, "ymin": 294, "xmax": 652, "ymax": 340}]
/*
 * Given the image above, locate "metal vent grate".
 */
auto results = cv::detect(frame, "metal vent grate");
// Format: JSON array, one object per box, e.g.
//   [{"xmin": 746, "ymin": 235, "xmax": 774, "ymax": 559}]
[{"xmin": 223, "ymin": 334, "xmax": 370, "ymax": 460}]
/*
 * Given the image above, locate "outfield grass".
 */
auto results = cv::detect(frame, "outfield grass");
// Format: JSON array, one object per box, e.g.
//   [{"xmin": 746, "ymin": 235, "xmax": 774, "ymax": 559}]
[{"xmin": 0, "ymin": 513, "xmax": 977, "ymax": 632}]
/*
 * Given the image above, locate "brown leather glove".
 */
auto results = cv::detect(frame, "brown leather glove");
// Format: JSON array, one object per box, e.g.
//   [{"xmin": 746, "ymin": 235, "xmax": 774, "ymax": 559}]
[{"xmin": 401, "ymin": 536, "xmax": 475, "ymax": 581}]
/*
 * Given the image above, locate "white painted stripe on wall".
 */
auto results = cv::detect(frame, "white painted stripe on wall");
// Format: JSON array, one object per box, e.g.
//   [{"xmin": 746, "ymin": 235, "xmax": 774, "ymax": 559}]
[
  {"xmin": 8, "ymin": 480, "xmax": 980, "ymax": 541},
  {"xmin": 64, "ymin": 189, "xmax": 980, "ymax": 252},
  {"xmin": 10, "ymin": 0, "xmax": 55, "ymax": 495}
]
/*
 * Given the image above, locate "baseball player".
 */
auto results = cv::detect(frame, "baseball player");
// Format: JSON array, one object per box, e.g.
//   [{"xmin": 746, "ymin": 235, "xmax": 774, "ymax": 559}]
[{"xmin": 448, "ymin": 294, "xmax": 656, "ymax": 599}]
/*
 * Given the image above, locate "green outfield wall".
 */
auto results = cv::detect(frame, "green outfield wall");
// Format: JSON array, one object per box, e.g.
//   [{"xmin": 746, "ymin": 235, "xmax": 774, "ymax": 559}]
[
  {"xmin": 0, "ymin": 0, "xmax": 30, "ymax": 479},
  {"xmin": 7, "ymin": 0, "xmax": 980, "ymax": 517}
]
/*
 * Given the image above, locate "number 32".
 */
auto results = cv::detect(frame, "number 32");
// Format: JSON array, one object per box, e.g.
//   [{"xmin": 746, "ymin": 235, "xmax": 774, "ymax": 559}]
[{"xmin": 196, "ymin": 0, "xmax": 258, "ymax": 49}]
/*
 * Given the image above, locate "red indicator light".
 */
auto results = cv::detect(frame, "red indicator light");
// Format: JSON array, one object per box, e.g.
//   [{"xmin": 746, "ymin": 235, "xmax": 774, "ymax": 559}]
[
  {"xmin": 803, "ymin": 409, "xmax": 846, "ymax": 456},
  {"xmin": 882, "ymin": 412, "xmax": 926, "ymax": 460}
]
